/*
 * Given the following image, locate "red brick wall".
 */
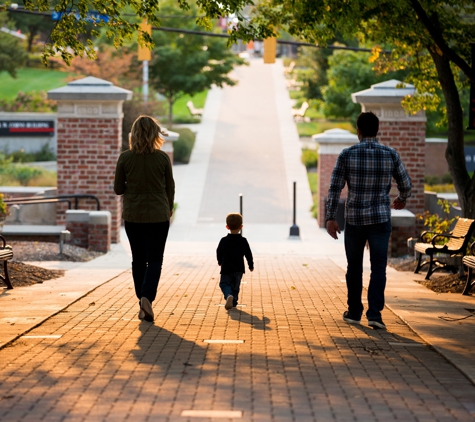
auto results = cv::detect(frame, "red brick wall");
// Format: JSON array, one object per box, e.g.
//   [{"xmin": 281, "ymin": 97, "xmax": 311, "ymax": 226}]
[
  {"xmin": 425, "ymin": 141, "xmax": 448, "ymax": 177},
  {"xmin": 56, "ymin": 117, "xmax": 122, "ymax": 243},
  {"xmin": 88, "ymin": 223, "xmax": 111, "ymax": 252},
  {"xmin": 65, "ymin": 220, "xmax": 88, "ymax": 248},
  {"xmin": 378, "ymin": 121, "xmax": 425, "ymax": 234},
  {"xmin": 389, "ymin": 225, "xmax": 414, "ymax": 257}
]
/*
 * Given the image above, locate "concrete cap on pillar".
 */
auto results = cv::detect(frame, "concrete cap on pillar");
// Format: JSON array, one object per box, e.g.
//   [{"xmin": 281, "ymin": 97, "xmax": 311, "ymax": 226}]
[
  {"xmin": 391, "ymin": 209, "xmax": 416, "ymax": 227},
  {"xmin": 66, "ymin": 210, "xmax": 90, "ymax": 222},
  {"xmin": 47, "ymin": 76, "xmax": 132, "ymax": 101},
  {"xmin": 351, "ymin": 79, "xmax": 415, "ymax": 104},
  {"xmin": 161, "ymin": 129, "xmax": 179, "ymax": 153},
  {"xmin": 312, "ymin": 128, "xmax": 358, "ymax": 155},
  {"xmin": 351, "ymin": 79, "xmax": 426, "ymax": 122},
  {"xmin": 89, "ymin": 211, "xmax": 111, "ymax": 225}
]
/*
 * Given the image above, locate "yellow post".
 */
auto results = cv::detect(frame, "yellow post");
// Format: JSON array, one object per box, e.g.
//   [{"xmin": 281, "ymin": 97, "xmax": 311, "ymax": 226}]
[
  {"xmin": 263, "ymin": 37, "xmax": 277, "ymax": 64},
  {"xmin": 138, "ymin": 19, "xmax": 152, "ymax": 61}
]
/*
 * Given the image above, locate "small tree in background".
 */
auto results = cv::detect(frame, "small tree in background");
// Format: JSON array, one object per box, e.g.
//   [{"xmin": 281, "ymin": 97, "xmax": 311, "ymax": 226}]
[{"xmin": 149, "ymin": 33, "xmax": 246, "ymax": 125}]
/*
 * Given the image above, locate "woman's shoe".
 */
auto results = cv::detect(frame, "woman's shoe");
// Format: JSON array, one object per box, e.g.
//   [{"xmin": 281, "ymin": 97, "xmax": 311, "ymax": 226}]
[{"xmin": 140, "ymin": 297, "xmax": 154, "ymax": 322}]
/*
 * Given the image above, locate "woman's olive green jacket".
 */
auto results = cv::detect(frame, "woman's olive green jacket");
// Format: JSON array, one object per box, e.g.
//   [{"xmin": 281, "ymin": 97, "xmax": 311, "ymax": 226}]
[{"xmin": 114, "ymin": 149, "xmax": 175, "ymax": 223}]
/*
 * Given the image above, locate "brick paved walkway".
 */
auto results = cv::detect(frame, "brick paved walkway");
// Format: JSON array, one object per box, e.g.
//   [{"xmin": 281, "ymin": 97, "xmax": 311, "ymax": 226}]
[{"xmin": 1, "ymin": 256, "xmax": 474, "ymax": 421}]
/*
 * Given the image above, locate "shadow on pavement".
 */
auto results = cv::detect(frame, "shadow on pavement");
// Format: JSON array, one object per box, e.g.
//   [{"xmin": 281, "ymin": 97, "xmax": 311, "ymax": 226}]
[{"xmin": 227, "ymin": 308, "xmax": 271, "ymax": 330}]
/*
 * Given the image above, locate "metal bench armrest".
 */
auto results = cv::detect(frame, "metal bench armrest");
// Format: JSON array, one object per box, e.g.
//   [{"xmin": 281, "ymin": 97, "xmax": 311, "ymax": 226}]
[
  {"xmin": 420, "ymin": 230, "xmax": 442, "ymax": 242},
  {"xmin": 0, "ymin": 234, "xmax": 5, "ymax": 248},
  {"xmin": 431, "ymin": 233, "xmax": 464, "ymax": 247}
]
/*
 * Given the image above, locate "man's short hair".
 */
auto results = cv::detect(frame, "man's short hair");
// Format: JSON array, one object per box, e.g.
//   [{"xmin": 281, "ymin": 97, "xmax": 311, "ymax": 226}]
[
  {"xmin": 226, "ymin": 213, "xmax": 243, "ymax": 230},
  {"xmin": 357, "ymin": 111, "xmax": 379, "ymax": 137}
]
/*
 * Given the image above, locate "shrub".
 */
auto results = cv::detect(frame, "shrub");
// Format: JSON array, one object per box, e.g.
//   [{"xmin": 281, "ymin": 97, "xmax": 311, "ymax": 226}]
[
  {"xmin": 172, "ymin": 128, "xmax": 196, "ymax": 164},
  {"xmin": 424, "ymin": 183, "xmax": 456, "ymax": 193},
  {"xmin": 173, "ymin": 116, "xmax": 201, "ymax": 124},
  {"xmin": 301, "ymin": 148, "xmax": 318, "ymax": 169},
  {"xmin": 3, "ymin": 144, "xmax": 56, "ymax": 163},
  {"xmin": 0, "ymin": 91, "xmax": 57, "ymax": 112},
  {"xmin": 424, "ymin": 175, "xmax": 439, "ymax": 186},
  {"xmin": 0, "ymin": 193, "xmax": 8, "ymax": 223},
  {"xmin": 417, "ymin": 199, "xmax": 457, "ymax": 244},
  {"xmin": 441, "ymin": 172, "xmax": 453, "ymax": 184},
  {"xmin": 6, "ymin": 165, "xmax": 43, "ymax": 186}
]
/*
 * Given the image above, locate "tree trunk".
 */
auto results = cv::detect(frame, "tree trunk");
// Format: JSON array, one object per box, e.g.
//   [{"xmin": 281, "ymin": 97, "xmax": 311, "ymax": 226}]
[
  {"xmin": 429, "ymin": 45, "xmax": 475, "ymax": 218},
  {"xmin": 168, "ymin": 96, "xmax": 174, "ymax": 127},
  {"xmin": 27, "ymin": 28, "xmax": 37, "ymax": 53}
]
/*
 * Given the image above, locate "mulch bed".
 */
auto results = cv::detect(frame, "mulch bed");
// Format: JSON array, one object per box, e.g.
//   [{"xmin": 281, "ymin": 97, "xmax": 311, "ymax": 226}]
[
  {"xmin": 1, "ymin": 241, "xmax": 104, "ymax": 288},
  {"xmin": 388, "ymin": 257, "xmax": 469, "ymax": 294}
]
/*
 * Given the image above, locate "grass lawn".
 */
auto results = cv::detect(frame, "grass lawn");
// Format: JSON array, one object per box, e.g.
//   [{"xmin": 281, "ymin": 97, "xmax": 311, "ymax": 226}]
[
  {"xmin": 172, "ymin": 91, "xmax": 208, "ymax": 119},
  {"xmin": 307, "ymin": 171, "xmax": 318, "ymax": 218},
  {"xmin": 0, "ymin": 68, "xmax": 70, "ymax": 100},
  {"xmin": 298, "ymin": 120, "xmax": 355, "ymax": 137}
]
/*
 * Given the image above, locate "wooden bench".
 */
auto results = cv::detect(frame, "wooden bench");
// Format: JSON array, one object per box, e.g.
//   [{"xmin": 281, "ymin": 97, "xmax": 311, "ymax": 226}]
[
  {"xmin": 414, "ymin": 218, "xmax": 475, "ymax": 280},
  {"xmin": 284, "ymin": 61, "xmax": 295, "ymax": 75},
  {"xmin": 291, "ymin": 101, "xmax": 309, "ymax": 120},
  {"xmin": 0, "ymin": 234, "xmax": 13, "ymax": 289},
  {"xmin": 462, "ymin": 245, "xmax": 475, "ymax": 295},
  {"xmin": 186, "ymin": 101, "xmax": 204, "ymax": 117}
]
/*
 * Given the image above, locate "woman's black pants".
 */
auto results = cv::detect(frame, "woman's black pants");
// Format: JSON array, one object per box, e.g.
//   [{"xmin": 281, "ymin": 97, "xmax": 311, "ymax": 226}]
[{"xmin": 124, "ymin": 220, "xmax": 170, "ymax": 303}]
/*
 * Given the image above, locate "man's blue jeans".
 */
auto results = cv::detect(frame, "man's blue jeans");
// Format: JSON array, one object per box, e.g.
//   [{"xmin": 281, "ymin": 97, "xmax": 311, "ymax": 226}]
[
  {"xmin": 219, "ymin": 272, "xmax": 243, "ymax": 307},
  {"xmin": 344, "ymin": 220, "xmax": 391, "ymax": 321}
]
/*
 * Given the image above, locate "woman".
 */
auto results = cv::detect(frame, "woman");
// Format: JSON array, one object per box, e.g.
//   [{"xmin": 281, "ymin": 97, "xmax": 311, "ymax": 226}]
[{"xmin": 114, "ymin": 115, "xmax": 175, "ymax": 322}]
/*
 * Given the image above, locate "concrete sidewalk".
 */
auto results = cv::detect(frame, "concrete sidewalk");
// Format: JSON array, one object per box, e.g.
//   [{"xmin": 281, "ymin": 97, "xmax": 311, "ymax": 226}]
[{"xmin": 1, "ymin": 255, "xmax": 475, "ymax": 421}]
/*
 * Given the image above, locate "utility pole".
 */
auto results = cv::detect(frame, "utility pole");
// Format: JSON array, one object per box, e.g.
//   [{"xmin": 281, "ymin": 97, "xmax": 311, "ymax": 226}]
[{"xmin": 138, "ymin": 19, "xmax": 152, "ymax": 103}]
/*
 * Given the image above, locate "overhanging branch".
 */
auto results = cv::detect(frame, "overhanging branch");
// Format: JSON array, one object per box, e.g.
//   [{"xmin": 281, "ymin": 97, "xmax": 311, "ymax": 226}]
[{"xmin": 410, "ymin": 0, "xmax": 475, "ymax": 83}]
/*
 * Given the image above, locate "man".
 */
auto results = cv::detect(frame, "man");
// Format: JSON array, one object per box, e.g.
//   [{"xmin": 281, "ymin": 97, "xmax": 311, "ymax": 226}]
[{"xmin": 326, "ymin": 111, "xmax": 412, "ymax": 330}]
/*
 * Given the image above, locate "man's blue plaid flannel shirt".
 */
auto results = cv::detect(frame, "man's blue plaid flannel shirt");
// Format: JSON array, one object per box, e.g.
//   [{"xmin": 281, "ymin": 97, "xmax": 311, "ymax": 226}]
[{"xmin": 325, "ymin": 138, "xmax": 412, "ymax": 226}]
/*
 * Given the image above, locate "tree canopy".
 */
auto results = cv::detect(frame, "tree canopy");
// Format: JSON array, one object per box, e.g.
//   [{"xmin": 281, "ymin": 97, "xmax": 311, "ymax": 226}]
[
  {"xmin": 149, "ymin": 31, "xmax": 246, "ymax": 124},
  {"xmin": 0, "ymin": 13, "xmax": 28, "ymax": 77},
  {"xmin": 5, "ymin": 0, "xmax": 475, "ymax": 215},
  {"xmin": 7, "ymin": 1, "xmax": 55, "ymax": 52}
]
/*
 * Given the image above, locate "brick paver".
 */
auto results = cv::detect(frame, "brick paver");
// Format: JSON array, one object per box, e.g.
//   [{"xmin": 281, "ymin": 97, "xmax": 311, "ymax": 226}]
[{"xmin": 1, "ymin": 255, "xmax": 474, "ymax": 421}]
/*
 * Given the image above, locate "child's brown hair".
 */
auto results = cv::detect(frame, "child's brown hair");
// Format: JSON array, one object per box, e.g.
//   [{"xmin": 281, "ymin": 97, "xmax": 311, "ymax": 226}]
[{"xmin": 226, "ymin": 213, "xmax": 243, "ymax": 230}]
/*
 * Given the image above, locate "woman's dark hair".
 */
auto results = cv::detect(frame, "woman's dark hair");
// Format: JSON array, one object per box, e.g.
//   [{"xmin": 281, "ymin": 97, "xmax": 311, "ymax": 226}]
[{"xmin": 356, "ymin": 111, "xmax": 379, "ymax": 137}]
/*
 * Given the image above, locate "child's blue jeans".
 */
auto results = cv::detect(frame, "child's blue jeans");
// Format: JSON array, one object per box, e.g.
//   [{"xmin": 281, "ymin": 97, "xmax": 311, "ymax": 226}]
[{"xmin": 219, "ymin": 272, "xmax": 243, "ymax": 307}]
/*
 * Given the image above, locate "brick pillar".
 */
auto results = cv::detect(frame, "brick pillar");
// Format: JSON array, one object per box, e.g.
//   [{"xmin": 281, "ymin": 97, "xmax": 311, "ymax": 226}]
[
  {"xmin": 312, "ymin": 129, "xmax": 358, "ymax": 228},
  {"xmin": 352, "ymin": 80, "xmax": 427, "ymax": 235},
  {"xmin": 425, "ymin": 138, "xmax": 449, "ymax": 178},
  {"xmin": 48, "ymin": 77, "xmax": 132, "ymax": 243},
  {"xmin": 88, "ymin": 211, "xmax": 111, "ymax": 252},
  {"xmin": 65, "ymin": 210, "xmax": 89, "ymax": 248},
  {"xmin": 389, "ymin": 210, "xmax": 416, "ymax": 257}
]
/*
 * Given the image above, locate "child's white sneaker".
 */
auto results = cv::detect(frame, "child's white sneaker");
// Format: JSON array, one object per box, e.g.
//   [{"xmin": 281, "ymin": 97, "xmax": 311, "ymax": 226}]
[{"xmin": 225, "ymin": 295, "xmax": 234, "ymax": 310}]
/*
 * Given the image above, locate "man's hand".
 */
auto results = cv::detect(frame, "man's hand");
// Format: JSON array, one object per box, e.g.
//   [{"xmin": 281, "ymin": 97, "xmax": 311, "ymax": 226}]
[
  {"xmin": 326, "ymin": 220, "xmax": 341, "ymax": 240},
  {"xmin": 392, "ymin": 198, "xmax": 406, "ymax": 210}
]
